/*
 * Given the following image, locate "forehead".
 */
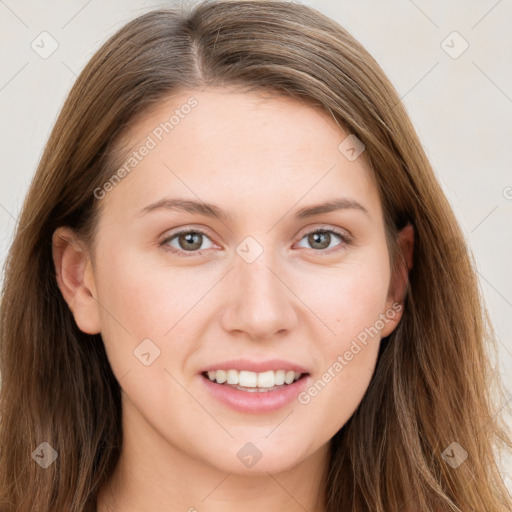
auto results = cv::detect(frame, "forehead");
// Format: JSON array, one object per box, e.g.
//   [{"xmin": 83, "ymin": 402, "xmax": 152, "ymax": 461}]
[
  {"xmin": 120, "ymin": 87, "xmax": 344, "ymax": 153},
  {"xmin": 100, "ymin": 87, "xmax": 381, "ymax": 225}
]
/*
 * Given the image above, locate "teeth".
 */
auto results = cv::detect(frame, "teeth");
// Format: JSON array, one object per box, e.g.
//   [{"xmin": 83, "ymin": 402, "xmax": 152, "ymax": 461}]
[
  {"xmin": 215, "ymin": 370, "xmax": 227, "ymax": 384},
  {"xmin": 285, "ymin": 370, "xmax": 296, "ymax": 384},
  {"xmin": 274, "ymin": 370, "xmax": 285, "ymax": 385},
  {"xmin": 239, "ymin": 370, "xmax": 258, "ymax": 387},
  {"xmin": 205, "ymin": 369, "xmax": 304, "ymax": 388},
  {"xmin": 257, "ymin": 370, "xmax": 274, "ymax": 388},
  {"xmin": 227, "ymin": 369, "xmax": 239, "ymax": 385}
]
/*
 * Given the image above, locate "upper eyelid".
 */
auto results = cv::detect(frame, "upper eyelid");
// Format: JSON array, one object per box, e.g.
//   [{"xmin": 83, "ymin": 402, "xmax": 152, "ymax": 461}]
[
  {"xmin": 160, "ymin": 224, "xmax": 351, "ymax": 249},
  {"xmin": 160, "ymin": 226, "xmax": 217, "ymax": 245},
  {"xmin": 301, "ymin": 225, "xmax": 351, "ymax": 238}
]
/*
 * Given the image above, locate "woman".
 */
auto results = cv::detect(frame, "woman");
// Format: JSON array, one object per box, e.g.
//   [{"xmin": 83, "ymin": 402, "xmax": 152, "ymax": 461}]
[{"xmin": 0, "ymin": 1, "xmax": 510, "ymax": 510}]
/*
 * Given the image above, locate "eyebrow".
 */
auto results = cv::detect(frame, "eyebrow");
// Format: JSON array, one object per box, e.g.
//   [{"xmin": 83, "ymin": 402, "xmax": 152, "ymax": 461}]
[{"xmin": 136, "ymin": 197, "xmax": 369, "ymax": 221}]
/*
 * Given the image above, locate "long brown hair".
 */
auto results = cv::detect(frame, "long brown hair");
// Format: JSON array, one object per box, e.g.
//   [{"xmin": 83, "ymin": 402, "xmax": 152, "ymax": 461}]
[{"xmin": 1, "ymin": 1, "xmax": 510, "ymax": 510}]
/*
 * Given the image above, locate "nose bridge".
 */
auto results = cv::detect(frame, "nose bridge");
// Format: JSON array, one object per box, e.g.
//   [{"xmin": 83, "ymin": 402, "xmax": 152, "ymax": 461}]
[
  {"xmin": 237, "ymin": 249, "xmax": 277, "ymax": 299},
  {"xmin": 234, "ymin": 233, "xmax": 278, "ymax": 289},
  {"xmin": 222, "ymin": 236, "xmax": 297, "ymax": 339}
]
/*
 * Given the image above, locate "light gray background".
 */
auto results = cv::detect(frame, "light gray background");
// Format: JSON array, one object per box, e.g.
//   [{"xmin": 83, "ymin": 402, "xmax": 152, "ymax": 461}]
[{"xmin": 0, "ymin": 0, "xmax": 511, "ymax": 486}]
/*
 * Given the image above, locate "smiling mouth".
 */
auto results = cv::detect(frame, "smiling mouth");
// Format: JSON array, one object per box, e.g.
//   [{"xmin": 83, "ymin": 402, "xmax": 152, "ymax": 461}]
[{"xmin": 201, "ymin": 369, "xmax": 308, "ymax": 392}]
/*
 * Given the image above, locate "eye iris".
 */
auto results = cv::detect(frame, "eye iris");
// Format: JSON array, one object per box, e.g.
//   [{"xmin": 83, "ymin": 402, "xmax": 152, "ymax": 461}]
[
  {"xmin": 308, "ymin": 231, "xmax": 331, "ymax": 250},
  {"xmin": 172, "ymin": 230, "xmax": 338, "ymax": 253},
  {"xmin": 179, "ymin": 232, "xmax": 202, "ymax": 251}
]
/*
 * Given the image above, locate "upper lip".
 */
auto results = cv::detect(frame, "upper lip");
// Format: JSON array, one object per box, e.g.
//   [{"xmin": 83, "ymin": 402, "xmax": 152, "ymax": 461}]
[{"xmin": 200, "ymin": 358, "xmax": 310, "ymax": 374}]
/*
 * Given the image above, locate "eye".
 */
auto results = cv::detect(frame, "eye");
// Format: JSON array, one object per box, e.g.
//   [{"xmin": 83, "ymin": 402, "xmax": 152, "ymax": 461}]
[
  {"xmin": 295, "ymin": 227, "xmax": 352, "ymax": 254},
  {"xmin": 159, "ymin": 226, "xmax": 352, "ymax": 257},
  {"xmin": 160, "ymin": 229, "xmax": 215, "ymax": 256}
]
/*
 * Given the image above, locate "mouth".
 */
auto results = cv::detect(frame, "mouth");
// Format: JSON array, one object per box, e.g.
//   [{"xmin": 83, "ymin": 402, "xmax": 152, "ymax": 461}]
[
  {"xmin": 199, "ymin": 363, "xmax": 311, "ymax": 414},
  {"xmin": 201, "ymin": 369, "xmax": 309, "ymax": 392}
]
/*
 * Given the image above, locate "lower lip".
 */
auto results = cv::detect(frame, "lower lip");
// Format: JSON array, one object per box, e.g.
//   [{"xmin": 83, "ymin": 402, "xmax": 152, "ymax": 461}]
[{"xmin": 200, "ymin": 374, "xmax": 310, "ymax": 414}]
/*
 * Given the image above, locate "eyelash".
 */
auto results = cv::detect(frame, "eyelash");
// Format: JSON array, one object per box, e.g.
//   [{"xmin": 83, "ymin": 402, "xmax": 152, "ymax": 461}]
[{"xmin": 159, "ymin": 226, "xmax": 353, "ymax": 257}]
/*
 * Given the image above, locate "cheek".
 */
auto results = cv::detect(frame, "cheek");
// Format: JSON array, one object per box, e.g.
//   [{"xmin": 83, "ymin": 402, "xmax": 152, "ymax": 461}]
[
  {"xmin": 297, "ymin": 302, "xmax": 383, "ymax": 441},
  {"xmin": 90, "ymin": 244, "xmax": 185, "ymax": 378},
  {"xmin": 94, "ymin": 243, "xmax": 199, "ymax": 335},
  {"xmin": 295, "ymin": 254, "xmax": 390, "ymax": 428},
  {"xmin": 92, "ymin": 242, "xmax": 230, "ymax": 390},
  {"xmin": 296, "ymin": 252, "xmax": 391, "ymax": 343}
]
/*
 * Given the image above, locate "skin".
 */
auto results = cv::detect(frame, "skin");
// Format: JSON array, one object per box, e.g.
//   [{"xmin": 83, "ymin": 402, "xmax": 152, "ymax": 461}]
[{"xmin": 53, "ymin": 87, "xmax": 413, "ymax": 512}]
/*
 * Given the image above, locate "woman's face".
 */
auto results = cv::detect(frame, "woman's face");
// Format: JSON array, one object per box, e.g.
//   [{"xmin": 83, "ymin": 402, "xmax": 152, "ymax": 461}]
[{"xmin": 62, "ymin": 88, "xmax": 409, "ymax": 476}]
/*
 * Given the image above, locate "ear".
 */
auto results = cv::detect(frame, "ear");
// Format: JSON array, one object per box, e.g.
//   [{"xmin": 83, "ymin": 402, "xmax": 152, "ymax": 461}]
[
  {"xmin": 52, "ymin": 226, "xmax": 101, "ymax": 334},
  {"xmin": 381, "ymin": 222, "xmax": 414, "ymax": 337}
]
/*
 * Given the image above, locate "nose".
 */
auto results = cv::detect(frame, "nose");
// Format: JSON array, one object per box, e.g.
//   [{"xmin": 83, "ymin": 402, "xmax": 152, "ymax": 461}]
[{"xmin": 220, "ymin": 247, "xmax": 298, "ymax": 342}]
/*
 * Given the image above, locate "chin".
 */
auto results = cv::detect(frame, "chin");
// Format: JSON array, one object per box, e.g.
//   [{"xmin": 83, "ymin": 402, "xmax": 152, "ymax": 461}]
[{"xmin": 199, "ymin": 438, "xmax": 316, "ymax": 476}]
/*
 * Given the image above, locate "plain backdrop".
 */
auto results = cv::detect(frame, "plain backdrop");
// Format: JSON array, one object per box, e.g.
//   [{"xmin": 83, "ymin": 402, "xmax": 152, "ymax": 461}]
[{"xmin": 0, "ymin": 0, "xmax": 511, "ymax": 487}]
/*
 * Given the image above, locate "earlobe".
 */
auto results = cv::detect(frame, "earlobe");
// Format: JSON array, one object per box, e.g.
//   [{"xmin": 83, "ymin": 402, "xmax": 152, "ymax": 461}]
[{"xmin": 52, "ymin": 227, "xmax": 101, "ymax": 334}]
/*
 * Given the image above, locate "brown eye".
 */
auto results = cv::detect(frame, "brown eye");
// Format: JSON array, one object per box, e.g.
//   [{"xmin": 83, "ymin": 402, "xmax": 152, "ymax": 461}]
[
  {"xmin": 307, "ymin": 231, "xmax": 332, "ymax": 250},
  {"xmin": 176, "ymin": 232, "xmax": 203, "ymax": 251},
  {"xmin": 296, "ymin": 228, "xmax": 352, "ymax": 253},
  {"xmin": 161, "ymin": 229, "xmax": 214, "ymax": 255}
]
